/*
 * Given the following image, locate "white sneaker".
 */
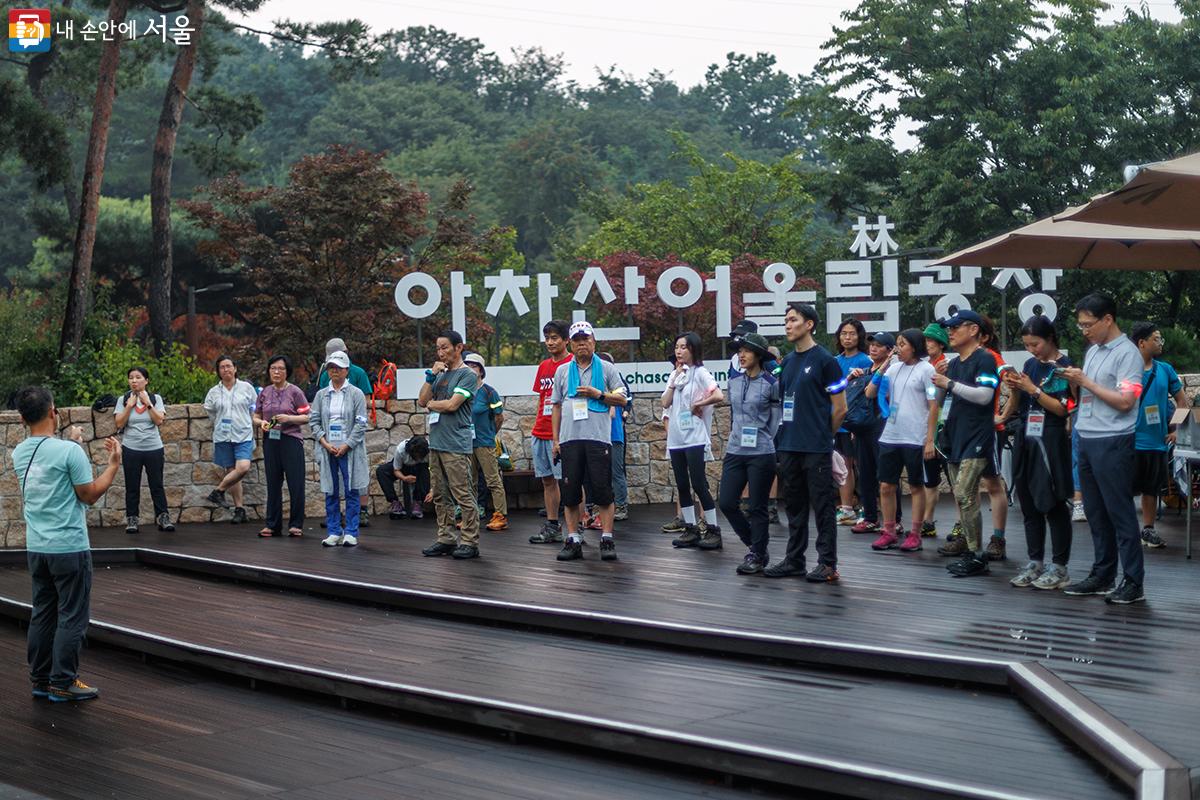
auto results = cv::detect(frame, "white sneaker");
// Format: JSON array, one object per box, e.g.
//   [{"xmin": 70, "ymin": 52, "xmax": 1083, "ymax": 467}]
[
  {"xmin": 1071, "ymin": 502, "xmax": 1086, "ymax": 523},
  {"xmin": 1032, "ymin": 564, "xmax": 1070, "ymax": 590},
  {"xmin": 342, "ymin": 535, "xmax": 358, "ymax": 547},
  {"xmin": 836, "ymin": 506, "xmax": 857, "ymax": 525},
  {"xmin": 1010, "ymin": 561, "xmax": 1043, "ymax": 588},
  {"xmin": 321, "ymin": 534, "xmax": 344, "ymax": 547}
]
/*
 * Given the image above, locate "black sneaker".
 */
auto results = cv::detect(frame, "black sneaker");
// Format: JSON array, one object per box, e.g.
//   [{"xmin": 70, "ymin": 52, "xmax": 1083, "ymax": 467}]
[
  {"xmin": 1104, "ymin": 578, "xmax": 1145, "ymax": 604},
  {"xmin": 736, "ymin": 553, "xmax": 764, "ymax": 575},
  {"xmin": 206, "ymin": 489, "xmax": 231, "ymax": 508},
  {"xmin": 1140, "ymin": 527, "xmax": 1165, "ymax": 548},
  {"xmin": 529, "ymin": 521, "xmax": 564, "ymax": 544},
  {"xmin": 422, "ymin": 541, "xmax": 456, "ymax": 557},
  {"xmin": 805, "ymin": 564, "xmax": 840, "ymax": 583},
  {"xmin": 557, "ymin": 538, "xmax": 583, "ymax": 561},
  {"xmin": 231, "ymin": 506, "xmax": 247, "ymax": 525},
  {"xmin": 124, "ymin": 516, "xmax": 138, "ymax": 534},
  {"xmin": 763, "ymin": 560, "xmax": 805, "ymax": 578},
  {"xmin": 1063, "ymin": 572, "xmax": 1115, "ymax": 596},
  {"xmin": 599, "ymin": 537, "xmax": 617, "ymax": 561},
  {"xmin": 359, "ymin": 515, "xmax": 370, "ymax": 528},
  {"xmin": 946, "ymin": 552, "xmax": 989, "ymax": 577},
  {"xmin": 48, "ymin": 678, "xmax": 99, "ymax": 703},
  {"xmin": 767, "ymin": 501, "xmax": 780, "ymax": 525},
  {"xmin": 31, "ymin": 682, "xmax": 50, "ymax": 698},
  {"xmin": 451, "ymin": 544, "xmax": 479, "ymax": 559},
  {"xmin": 921, "ymin": 520, "xmax": 938, "ymax": 538},
  {"xmin": 672, "ymin": 525, "xmax": 701, "ymax": 548},
  {"xmin": 156, "ymin": 513, "xmax": 175, "ymax": 532}
]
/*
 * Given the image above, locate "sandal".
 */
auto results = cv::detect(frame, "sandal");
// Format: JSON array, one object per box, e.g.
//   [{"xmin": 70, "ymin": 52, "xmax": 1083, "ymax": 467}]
[
  {"xmin": 258, "ymin": 528, "xmax": 275, "ymax": 538},
  {"xmin": 288, "ymin": 528, "xmax": 303, "ymax": 537}
]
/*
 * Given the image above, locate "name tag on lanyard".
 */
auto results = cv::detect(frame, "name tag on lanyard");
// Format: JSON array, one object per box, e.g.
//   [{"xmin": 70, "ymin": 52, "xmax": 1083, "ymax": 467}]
[
  {"xmin": 1026, "ymin": 412, "xmax": 1045, "ymax": 438},
  {"xmin": 678, "ymin": 410, "xmax": 694, "ymax": 430},
  {"xmin": 328, "ymin": 422, "xmax": 345, "ymax": 442},
  {"xmin": 218, "ymin": 417, "xmax": 232, "ymax": 438},
  {"xmin": 740, "ymin": 426, "xmax": 758, "ymax": 448},
  {"xmin": 782, "ymin": 394, "xmax": 795, "ymax": 423},
  {"xmin": 427, "ymin": 411, "xmax": 441, "ymax": 425},
  {"xmin": 1080, "ymin": 394, "xmax": 1094, "ymax": 419},
  {"xmin": 1144, "ymin": 404, "xmax": 1161, "ymax": 426},
  {"xmin": 572, "ymin": 399, "xmax": 589, "ymax": 421}
]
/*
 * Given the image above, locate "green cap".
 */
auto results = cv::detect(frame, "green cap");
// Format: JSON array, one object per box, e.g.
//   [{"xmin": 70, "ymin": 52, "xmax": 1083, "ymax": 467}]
[{"xmin": 923, "ymin": 323, "xmax": 949, "ymax": 347}]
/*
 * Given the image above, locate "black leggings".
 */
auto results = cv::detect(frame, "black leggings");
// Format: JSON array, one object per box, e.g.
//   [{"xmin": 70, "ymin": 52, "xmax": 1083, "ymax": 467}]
[
  {"xmin": 264, "ymin": 434, "xmax": 306, "ymax": 532},
  {"xmin": 670, "ymin": 445, "xmax": 715, "ymax": 512},
  {"xmin": 122, "ymin": 446, "xmax": 167, "ymax": 519}
]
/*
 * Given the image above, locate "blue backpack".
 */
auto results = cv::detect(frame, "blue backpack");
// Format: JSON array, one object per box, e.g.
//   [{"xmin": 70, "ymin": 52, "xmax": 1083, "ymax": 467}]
[{"xmin": 842, "ymin": 373, "xmax": 879, "ymax": 433}]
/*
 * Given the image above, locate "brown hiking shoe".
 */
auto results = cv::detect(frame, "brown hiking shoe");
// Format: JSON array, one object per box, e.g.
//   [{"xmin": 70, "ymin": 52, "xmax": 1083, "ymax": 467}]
[
  {"xmin": 485, "ymin": 512, "xmax": 508, "ymax": 531},
  {"xmin": 698, "ymin": 525, "xmax": 723, "ymax": 550},
  {"xmin": 937, "ymin": 534, "xmax": 969, "ymax": 557},
  {"xmin": 985, "ymin": 534, "xmax": 1007, "ymax": 561}
]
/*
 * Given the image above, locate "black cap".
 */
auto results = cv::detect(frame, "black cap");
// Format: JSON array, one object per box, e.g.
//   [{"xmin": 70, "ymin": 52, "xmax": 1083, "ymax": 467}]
[
  {"xmin": 730, "ymin": 319, "xmax": 759, "ymax": 337},
  {"xmin": 867, "ymin": 331, "xmax": 896, "ymax": 348},
  {"xmin": 941, "ymin": 309, "xmax": 984, "ymax": 328}
]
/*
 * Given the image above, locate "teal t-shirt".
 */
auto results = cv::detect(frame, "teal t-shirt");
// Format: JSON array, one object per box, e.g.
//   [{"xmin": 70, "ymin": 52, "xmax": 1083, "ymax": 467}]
[
  {"xmin": 11, "ymin": 436, "xmax": 93, "ymax": 554},
  {"xmin": 471, "ymin": 384, "xmax": 503, "ymax": 449}
]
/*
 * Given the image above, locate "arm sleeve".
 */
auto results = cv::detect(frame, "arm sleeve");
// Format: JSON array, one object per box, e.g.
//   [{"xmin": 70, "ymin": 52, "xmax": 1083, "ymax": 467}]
[
  {"xmin": 604, "ymin": 362, "xmax": 622, "ymax": 392},
  {"xmin": 822, "ymin": 358, "xmax": 847, "ymax": 395},
  {"xmin": 309, "ymin": 393, "xmax": 325, "ymax": 440},
  {"xmin": 1168, "ymin": 364, "xmax": 1183, "ymax": 395},
  {"xmin": 203, "ymin": 386, "xmax": 218, "ymax": 414},
  {"xmin": 1117, "ymin": 349, "xmax": 1145, "ymax": 396},
  {"xmin": 348, "ymin": 391, "xmax": 368, "ymax": 448},
  {"xmin": 154, "ymin": 396, "xmax": 166, "ymax": 414},
  {"xmin": 68, "ymin": 444, "xmax": 94, "ymax": 486},
  {"xmin": 291, "ymin": 386, "xmax": 311, "ymax": 415},
  {"xmin": 451, "ymin": 369, "xmax": 476, "ymax": 401},
  {"xmin": 950, "ymin": 381, "xmax": 996, "ymax": 405},
  {"xmin": 550, "ymin": 368, "xmax": 565, "ymax": 404}
]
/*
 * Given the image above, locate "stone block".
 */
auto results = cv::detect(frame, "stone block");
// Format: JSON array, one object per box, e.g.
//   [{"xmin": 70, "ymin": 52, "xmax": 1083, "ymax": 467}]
[
  {"xmin": 0, "ymin": 469, "xmax": 18, "ymax": 496},
  {"xmin": 160, "ymin": 418, "xmax": 188, "ymax": 442},
  {"xmin": 518, "ymin": 416, "xmax": 535, "ymax": 436},
  {"xmin": 650, "ymin": 441, "xmax": 668, "ymax": 461},
  {"xmin": 625, "ymin": 465, "xmax": 649, "ymax": 488},
  {"xmin": 193, "ymin": 463, "xmax": 224, "ymax": 484},
  {"xmin": 389, "ymin": 425, "xmax": 414, "ymax": 444},
  {"xmin": 626, "ymin": 442, "xmax": 649, "ymax": 466},
  {"xmin": 179, "ymin": 507, "xmax": 213, "ymax": 524},
  {"xmin": 504, "ymin": 395, "xmax": 538, "ymax": 415},
  {"xmin": 199, "ymin": 442, "xmax": 214, "ymax": 461},
  {"xmin": 650, "ymin": 459, "xmax": 673, "ymax": 487},
  {"xmin": 387, "ymin": 399, "xmax": 417, "ymax": 413},
  {"xmin": 165, "ymin": 405, "xmax": 189, "ymax": 420},
  {"xmin": 7, "ymin": 523, "xmax": 27, "ymax": 548},
  {"xmin": 372, "ymin": 411, "xmax": 394, "ymax": 429},
  {"xmin": 0, "ymin": 411, "xmax": 21, "ymax": 425},
  {"xmin": 638, "ymin": 422, "xmax": 666, "ymax": 442},
  {"xmin": 101, "ymin": 509, "xmax": 128, "ymax": 527},
  {"xmin": 163, "ymin": 462, "xmax": 193, "ymax": 486},
  {"xmin": 0, "ymin": 495, "xmax": 22, "ymax": 522},
  {"xmin": 365, "ymin": 429, "xmax": 390, "ymax": 453},
  {"xmin": 188, "ymin": 417, "xmax": 213, "ymax": 440},
  {"xmin": 68, "ymin": 407, "xmax": 91, "ymax": 423},
  {"xmin": 188, "ymin": 403, "xmax": 209, "ymax": 418},
  {"xmin": 644, "ymin": 483, "xmax": 674, "ymax": 504},
  {"xmin": 411, "ymin": 415, "xmax": 427, "ymax": 435},
  {"xmin": 92, "ymin": 413, "xmax": 117, "ymax": 438}
]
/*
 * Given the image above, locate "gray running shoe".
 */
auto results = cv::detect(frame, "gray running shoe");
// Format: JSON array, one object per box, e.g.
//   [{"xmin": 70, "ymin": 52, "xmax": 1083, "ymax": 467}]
[
  {"xmin": 1031, "ymin": 564, "xmax": 1070, "ymax": 590},
  {"xmin": 1010, "ymin": 561, "xmax": 1043, "ymax": 588},
  {"xmin": 529, "ymin": 520, "xmax": 564, "ymax": 544}
]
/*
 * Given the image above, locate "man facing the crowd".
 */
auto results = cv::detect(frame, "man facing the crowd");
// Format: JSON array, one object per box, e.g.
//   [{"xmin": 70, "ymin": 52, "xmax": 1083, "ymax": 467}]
[
  {"xmin": 765, "ymin": 303, "xmax": 847, "ymax": 582},
  {"xmin": 529, "ymin": 320, "xmax": 573, "ymax": 544},
  {"xmin": 1128, "ymin": 322, "xmax": 1189, "ymax": 548},
  {"xmin": 12, "ymin": 386, "xmax": 122, "ymax": 702},
  {"xmin": 418, "ymin": 330, "xmax": 481, "ymax": 560},
  {"xmin": 550, "ymin": 321, "xmax": 626, "ymax": 562},
  {"xmin": 1062, "ymin": 294, "xmax": 1147, "ymax": 603}
]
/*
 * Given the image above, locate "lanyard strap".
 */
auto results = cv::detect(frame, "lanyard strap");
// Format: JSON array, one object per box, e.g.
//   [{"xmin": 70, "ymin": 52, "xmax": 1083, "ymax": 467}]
[{"xmin": 21, "ymin": 437, "xmax": 48, "ymax": 498}]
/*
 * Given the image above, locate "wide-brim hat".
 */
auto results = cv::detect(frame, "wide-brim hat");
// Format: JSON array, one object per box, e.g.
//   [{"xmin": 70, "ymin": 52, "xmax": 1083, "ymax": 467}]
[{"xmin": 734, "ymin": 331, "xmax": 772, "ymax": 360}]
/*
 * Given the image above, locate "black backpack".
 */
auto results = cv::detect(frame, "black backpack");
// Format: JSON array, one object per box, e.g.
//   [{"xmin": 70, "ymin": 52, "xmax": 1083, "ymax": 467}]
[{"xmin": 842, "ymin": 372, "xmax": 879, "ymax": 433}]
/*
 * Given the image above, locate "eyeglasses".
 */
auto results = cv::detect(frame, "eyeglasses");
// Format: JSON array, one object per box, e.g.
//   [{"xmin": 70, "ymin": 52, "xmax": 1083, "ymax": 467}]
[{"xmin": 1076, "ymin": 320, "xmax": 1100, "ymax": 331}]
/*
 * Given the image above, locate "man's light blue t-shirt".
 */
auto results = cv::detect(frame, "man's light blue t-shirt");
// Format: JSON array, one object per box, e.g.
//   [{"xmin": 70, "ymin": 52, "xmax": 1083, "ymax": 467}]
[
  {"xmin": 1136, "ymin": 360, "xmax": 1183, "ymax": 452},
  {"xmin": 11, "ymin": 436, "xmax": 93, "ymax": 554}
]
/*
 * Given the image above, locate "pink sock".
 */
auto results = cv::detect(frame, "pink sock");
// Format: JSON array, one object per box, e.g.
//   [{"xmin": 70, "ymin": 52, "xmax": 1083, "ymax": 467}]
[{"xmin": 883, "ymin": 521, "xmax": 897, "ymax": 536}]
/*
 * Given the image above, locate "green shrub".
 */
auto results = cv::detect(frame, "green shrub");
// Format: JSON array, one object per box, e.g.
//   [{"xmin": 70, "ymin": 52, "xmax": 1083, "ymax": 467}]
[
  {"xmin": 0, "ymin": 289, "xmax": 60, "ymax": 404},
  {"xmin": 55, "ymin": 338, "xmax": 215, "ymax": 407}
]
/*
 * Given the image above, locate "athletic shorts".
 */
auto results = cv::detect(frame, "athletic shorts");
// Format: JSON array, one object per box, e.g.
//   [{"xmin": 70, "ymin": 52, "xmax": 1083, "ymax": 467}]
[
  {"xmin": 531, "ymin": 436, "xmax": 561, "ymax": 479},
  {"xmin": 834, "ymin": 431, "xmax": 855, "ymax": 458},
  {"xmin": 214, "ymin": 440, "xmax": 254, "ymax": 468},
  {"xmin": 1133, "ymin": 449, "xmax": 1170, "ymax": 497},
  {"xmin": 878, "ymin": 444, "xmax": 926, "ymax": 486},
  {"xmin": 560, "ymin": 440, "xmax": 613, "ymax": 507}
]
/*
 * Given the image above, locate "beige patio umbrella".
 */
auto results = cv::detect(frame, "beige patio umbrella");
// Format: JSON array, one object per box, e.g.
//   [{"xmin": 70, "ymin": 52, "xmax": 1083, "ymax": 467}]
[
  {"xmin": 935, "ymin": 208, "xmax": 1200, "ymax": 271},
  {"xmin": 1056, "ymin": 151, "xmax": 1200, "ymax": 229}
]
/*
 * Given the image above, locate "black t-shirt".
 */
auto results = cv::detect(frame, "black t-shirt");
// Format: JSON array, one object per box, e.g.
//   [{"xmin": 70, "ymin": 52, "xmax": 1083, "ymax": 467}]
[
  {"xmin": 945, "ymin": 348, "xmax": 999, "ymax": 463},
  {"xmin": 1017, "ymin": 354, "xmax": 1072, "ymax": 428},
  {"xmin": 776, "ymin": 344, "xmax": 845, "ymax": 454}
]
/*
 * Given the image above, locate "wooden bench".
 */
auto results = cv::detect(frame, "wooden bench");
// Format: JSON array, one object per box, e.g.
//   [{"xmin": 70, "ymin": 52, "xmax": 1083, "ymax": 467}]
[{"xmin": 501, "ymin": 469, "xmax": 542, "ymax": 509}]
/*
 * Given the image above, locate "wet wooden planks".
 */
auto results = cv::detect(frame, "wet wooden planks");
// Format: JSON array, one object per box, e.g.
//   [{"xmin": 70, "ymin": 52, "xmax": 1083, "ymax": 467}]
[
  {"xmin": 0, "ymin": 565, "xmax": 1130, "ymax": 800},
  {"xmin": 0, "ymin": 623, "xmax": 813, "ymax": 800},
  {"xmin": 73, "ymin": 499, "xmax": 1200, "ymax": 770}
]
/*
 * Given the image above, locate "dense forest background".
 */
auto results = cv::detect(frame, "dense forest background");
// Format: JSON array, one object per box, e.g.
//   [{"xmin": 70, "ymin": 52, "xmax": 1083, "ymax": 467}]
[{"xmin": 3, "ymin": 0, "xmax": 1200, "ymax": 403}]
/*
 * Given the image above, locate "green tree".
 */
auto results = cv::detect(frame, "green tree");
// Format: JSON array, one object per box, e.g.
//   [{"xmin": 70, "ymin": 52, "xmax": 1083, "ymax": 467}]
[{"xmin": 576, "ymin": 133, "xmax": 825, "ymax": 271}]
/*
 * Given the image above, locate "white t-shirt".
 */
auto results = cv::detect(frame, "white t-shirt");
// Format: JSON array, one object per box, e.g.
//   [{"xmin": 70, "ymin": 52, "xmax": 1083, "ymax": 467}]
[
  {"xmin": 664, "ymin": 365, "xmax": 718, "ymax": 450},
  {"xmin": 879, "ymin": 360, "xmax": 936, "ymax": 447}
]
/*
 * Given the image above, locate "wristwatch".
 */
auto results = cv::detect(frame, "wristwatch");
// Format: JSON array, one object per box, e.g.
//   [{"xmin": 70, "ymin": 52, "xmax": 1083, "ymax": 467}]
[{"xmin": 1032, "ymin": 387, "xmax": 1043, "ymax": 399}]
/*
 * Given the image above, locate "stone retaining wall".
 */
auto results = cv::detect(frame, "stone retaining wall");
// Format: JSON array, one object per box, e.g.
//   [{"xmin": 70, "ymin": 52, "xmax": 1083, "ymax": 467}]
[{"xmin": 0, "ymin": 394, "xmax": 729, "ymax": 548}]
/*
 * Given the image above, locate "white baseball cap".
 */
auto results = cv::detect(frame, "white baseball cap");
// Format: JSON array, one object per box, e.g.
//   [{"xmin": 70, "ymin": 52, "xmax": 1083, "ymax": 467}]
[
  {"xmin": 325, "ymin": 351, "xmax": 350, "ymax": 369},
  {"xmin": 568, "ymin": 320, "xmax": 594, "ymax": 339}
]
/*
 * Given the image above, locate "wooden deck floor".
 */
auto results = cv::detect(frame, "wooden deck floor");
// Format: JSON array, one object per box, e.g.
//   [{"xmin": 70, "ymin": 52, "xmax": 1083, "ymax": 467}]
[
  {"xmin": 0, "ymin": 623, "xmax": 812, "ymax": 800},
  {"xmin": 71, "ymin": 499, "xmax": 1200, "ymax": 771},
  {"xmin": 0, "ymin": 564, "xmax": 1127, "ymax": 800}
]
